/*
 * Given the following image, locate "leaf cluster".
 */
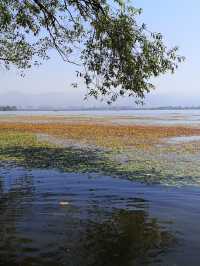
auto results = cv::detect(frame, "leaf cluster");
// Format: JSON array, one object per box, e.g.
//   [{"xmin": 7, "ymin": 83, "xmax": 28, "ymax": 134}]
[{"xmin": 0, "ymin": 0, "xmax": 184, "ymax": 102}]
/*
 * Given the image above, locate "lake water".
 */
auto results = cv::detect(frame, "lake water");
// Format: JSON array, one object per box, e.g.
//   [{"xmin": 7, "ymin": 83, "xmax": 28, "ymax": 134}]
[
  {"xmin": 1, "ymin": 109, "xmax": 200, "ymax": 126},
  {"xmin": 1, "ymin": 164, "xmax": 200, "ymax": 266},
  {"xmin": 0, "ymin": 110, "xmax": 200, "ymax": 265}
]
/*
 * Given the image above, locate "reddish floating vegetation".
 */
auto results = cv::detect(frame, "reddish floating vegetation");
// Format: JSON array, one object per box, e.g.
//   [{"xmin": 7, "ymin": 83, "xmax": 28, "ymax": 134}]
[
  {"xmin": 0, "ymin": 118, "xmax": 200, "ymax": 151},
  {"xmin": 0, "ymin": 116, "xmax": 200, "ymax": 185}
]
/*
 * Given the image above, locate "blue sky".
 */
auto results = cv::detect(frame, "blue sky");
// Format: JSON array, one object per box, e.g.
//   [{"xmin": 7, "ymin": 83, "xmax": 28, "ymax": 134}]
[{"xmin": 0, "ymin": 1, "xmax": 200, "ymax": 107}]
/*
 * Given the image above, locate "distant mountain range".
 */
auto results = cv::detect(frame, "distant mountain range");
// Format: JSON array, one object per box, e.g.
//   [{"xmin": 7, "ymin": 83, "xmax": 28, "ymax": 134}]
[
  {"xmin": 14, "ymin": 106, "xmax": 200, "ymax": 111},
  {"xmin": 0, "ymin": 90, "xmax": 200, "ymax": 109},
  {"xmin": 0, "ymin": 91, "xmax": 83, "ymax": 108}
]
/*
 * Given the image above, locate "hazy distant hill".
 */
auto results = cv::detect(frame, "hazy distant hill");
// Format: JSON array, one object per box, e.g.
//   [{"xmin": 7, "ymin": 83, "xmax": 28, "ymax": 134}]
[
  {"xmin": 0, "ymin": 91, "xmax": 85, "ymax": 109},
  {"xmin": 0, "ymin": 91, "xmax": 199, "ymax": 109}
]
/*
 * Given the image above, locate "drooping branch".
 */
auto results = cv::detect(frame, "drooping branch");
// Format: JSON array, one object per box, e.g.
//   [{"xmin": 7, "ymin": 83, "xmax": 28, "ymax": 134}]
[{"xmin": 0, "ymin": 0, "xmax": 185, "ymax": 103}]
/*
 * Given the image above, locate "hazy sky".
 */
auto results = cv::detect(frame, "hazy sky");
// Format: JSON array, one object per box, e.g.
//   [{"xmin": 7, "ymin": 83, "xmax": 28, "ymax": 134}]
[{"xmin": 0, "ymin": 1, "xmax": 200, "ymax": 107}]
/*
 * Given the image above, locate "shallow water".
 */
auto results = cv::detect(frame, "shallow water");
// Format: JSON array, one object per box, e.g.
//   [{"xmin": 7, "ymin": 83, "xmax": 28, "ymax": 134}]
[
  {"xmin": 166, "ymin": 135, "xmax": 200, "ymax": 144},
  {"xmin": 0, "ymin": 165, "xmax": 200, "ymax": 265},
  {"xmin": 1, "ymin": 109, "xmax": 200, "ymax": 126}
]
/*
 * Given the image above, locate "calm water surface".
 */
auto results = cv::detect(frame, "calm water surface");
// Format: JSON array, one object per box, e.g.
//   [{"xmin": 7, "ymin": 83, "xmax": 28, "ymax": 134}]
[
  {"xmin": 1, "ymin": 109, "xmax": 200, "ymax": 126},
  {"xmin": 0, "ymin": 164, "xmax": 200, "ymax": 266}
]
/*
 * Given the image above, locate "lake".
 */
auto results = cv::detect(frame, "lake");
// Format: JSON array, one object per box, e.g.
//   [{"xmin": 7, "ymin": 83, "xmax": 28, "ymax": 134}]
[
  {"xmin": 0, "ymin": 109, "xmax": 200, "ymax": 265},
  {"xmin": 1, "ymin": 164, "xmax": 200, "ymax": 266},
  {"xmin": 1, "ymin": 109, "xmax": 200, "ymax": 126}
]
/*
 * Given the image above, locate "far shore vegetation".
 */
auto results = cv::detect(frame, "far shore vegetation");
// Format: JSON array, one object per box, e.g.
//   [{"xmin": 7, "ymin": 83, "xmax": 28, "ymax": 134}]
[
  {"xmin": 0, "ymin": 106, "xmax": 17, "ymax": 111},
  {"xmin": 2, "ymin": 106, "xmax": 200, "ymax": 112}
]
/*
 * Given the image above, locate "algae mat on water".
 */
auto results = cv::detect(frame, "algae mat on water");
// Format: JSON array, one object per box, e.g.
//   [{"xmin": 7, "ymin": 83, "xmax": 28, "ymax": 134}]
[{"xmin": 0, "ymin": 116, "xmax": 200, "ymax": 185}]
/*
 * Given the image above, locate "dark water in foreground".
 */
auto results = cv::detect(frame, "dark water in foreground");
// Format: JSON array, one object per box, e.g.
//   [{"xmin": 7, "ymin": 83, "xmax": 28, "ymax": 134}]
[{"xmin": 0, "ymin": 165, "xmax": 200, "ymax": 266}]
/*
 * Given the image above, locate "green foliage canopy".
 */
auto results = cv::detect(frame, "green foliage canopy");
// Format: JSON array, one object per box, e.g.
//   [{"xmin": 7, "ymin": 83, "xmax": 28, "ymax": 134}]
[{"xmin": 0, "ymin": 0, "xmax": 184, "ymax": 103}]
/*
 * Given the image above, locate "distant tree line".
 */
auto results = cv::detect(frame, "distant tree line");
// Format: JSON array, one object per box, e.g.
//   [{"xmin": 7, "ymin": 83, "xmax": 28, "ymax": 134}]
[{"xmin": 0, "ymin": 106, "xmax": 17, "ymax": 111}]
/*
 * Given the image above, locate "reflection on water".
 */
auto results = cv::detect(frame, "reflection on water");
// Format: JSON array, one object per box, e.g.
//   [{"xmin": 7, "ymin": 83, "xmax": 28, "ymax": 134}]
[
  {"xmin": 78, "ymin": 211, "xmax": 174, "ymax": 266},
  {"xmin": 0, "ymin": 165, "xmax": 200, "ymax": 265}
]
